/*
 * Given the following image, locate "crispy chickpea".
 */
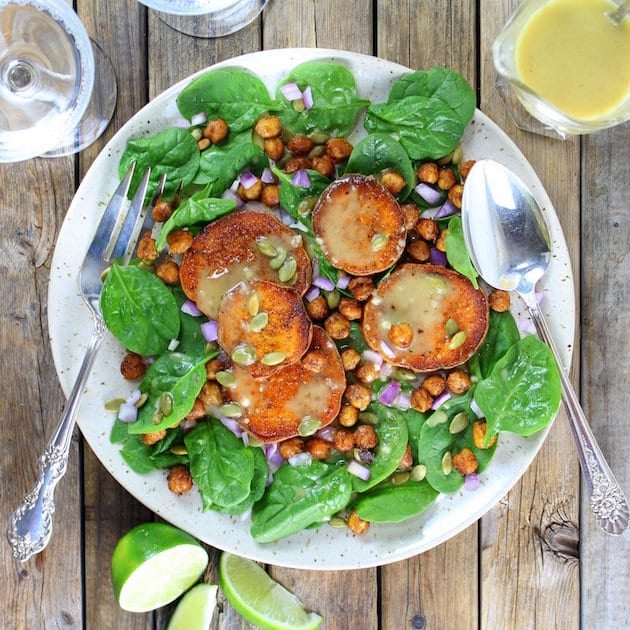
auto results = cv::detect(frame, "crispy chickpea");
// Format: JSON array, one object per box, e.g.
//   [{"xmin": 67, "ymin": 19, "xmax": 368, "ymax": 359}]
[
  {"xmin": 305, "ymin": 295, "xmax": 330, "ymax": 321},
  {"xmin": 311, "ymin": 154, "xmax": 335, "ymax": 178},
  {"xmin": 205, "ymin": 358, "xmax": 225, "ymax": 380},
  {"xmin": 347, "ymin": 276, "xmax": 374, "ymax": 301},
  {"xmin": 197, "ymin": 138, "xmax": 211, "ymax": 151},
  {"xmin": 446, "ymin": 369, "xmax": 472, "ymax": 394},
  {"xmin": 238, "ymin": 178, "xmax": 263, "ymax": 201},
  {"xmin": 447, "ymin": 183, "xmax": 464, "ymax": 209},
  {"xmin": 341, "ymin": 347, "xmax": 361, "ymax": 371},
  {"xmin": 407, "ymin": 238, "xmax": 431, "ymax": 262},
  {"xmin": 380, "ymin": 170, "xmax": 406, "ymax": 195},
  {"xmin": 415, "ymin": 217, "xmax": 439, "ymax": 242},
  {"xmin": 203, "ymin": 118, "xmax": 228, "ymax": 144},
  {"xmin": 198, "ymin": 380, "xmax": 222, "ymax": 406},
  {"xmin": 344, "ymin": 383, "xmax": 372, "ymax": 411},
  {"xmin": 398, "ymin": 444, "xmax": 413, "ymax": 470},
  {"xmin": 488, "ymin": 289, "xmax": 511, "ymax": 313},
  {"xmin": 152, "ymin": 200, "xmax": 173, "ymax": 223},
  {"xmin": 261, "ymin": 184, "xmax": 280, "ymax": 208},
  {"xmin": 347, "ymin": 509, "xmax": 370, "ymax": 535},
  {"xmin": 326, "ymin": 137, "xmax": 353, "ymax": 162},
  {"xmin": 338, "ymin": 402, "xmax": 360, "ymax": 427},
  {"xmin": 400, "ymin": 203, "xmax": 420, "ymax": 231},
  {"xmin": 338, "ymin": 297, "xmax": 362, "ymax": 321},
  {"xmin": 421, "ymin": 374, "xmax": 446, "ymax": 397},
  {"xmin": 410, "ymin": 387, "xmax": 433, "ymax": 413},
  {"xmin": 137, "ymin": 230, "xmax": 158, "ymax": 261},
  {"xmin": 333, "ymin": 428, "xmax": 355, "ymax": 452},
  {"xmin": 120, "ymin": 352, "xmax": 146, "ymax": 380},
  {"xmin": 472, "ymin": 421, "xmax": 497, "ymax": 449},
  {"xmin": 355, "ymin": 361, "xmax": 379, "ymax": 384},
  {"xmin": 302, "ymin": 350, "xmax": 326, "ymax": 373},
  {"xmin": 452, "ymin": 447, "xmax": 479, "ymax": 475},
  {"xmin": 435, "ymin": 229, "xmax": 448, "ymax": 252},
  {"xmin": 167, "ymin": 464, "xmax": 193, "ymax": 495},
  {"xmin": 416, "ymin": 161, "xmax": 439, "ymax": 184},
  {"xmin": 166, "ymin": 229, "xmax": 193, "ymax": 255},
  {"xmin": 388, "ymin": 321, "xmax": 414, "ymax": 348},
  {"xmin": 263, "ymin": 136, "xmax": 285, "ymax": 161},
  {"xmin": 287, "ymin": 134, "xmax": 314, "ymax": 156},
  {"xmin": 254, "ymin": 115, "xmax": 282, "ymax": 139},
  {"xmin": 324, "ymin": 312, "xmax": 351, "ymax": 340},
  {"xmin": 437, "ymin": 166, "xmax": 458, "ymax": 190},
  {"xmin": 305, "ymin": 437, "xmax": 331, "ymax": 460},
  {"xmin": 278, "ymin": 436, "xmax": 305, "ymax": 459},
  {"xmin": 284, "ymin": 156, "xmax": 312, "ymax": 173},
  {"xmin": 185, "ymin": 398, "xmax": 206, "ymax": 421},
  {"xmin": 459, "ymin": 159, "xmax": 476, "ymax": 181},
  {"xmin": 142, "ymin": 430, "xmax": 167, "ymax": 446},
  {"xmin": 354, "ymin": 424, "xmax": 378, "ymax": 449},
  {"xmin": 156, "ymin": 260, "xmax": 180, "ymax": 285}
]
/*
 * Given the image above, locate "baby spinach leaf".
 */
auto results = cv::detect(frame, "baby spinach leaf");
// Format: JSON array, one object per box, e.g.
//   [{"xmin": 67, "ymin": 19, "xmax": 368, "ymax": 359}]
[
  {"xmin": 185, "ymin": 420, "xmax": 258, "ymax": 511},
  {"xmin": 404, "ymin": 408, "xmax": 427, "ymax": 462},
  {"xmin": 474, "ymin": 334, "xmax": 561, "ymax": 440},
  {"xmin": 177, "ymin": 67, "xmax": 281, "ymax": 132},
  {"xmin": 364, "ymin": 96, "xmax": 465, "ymax": 160},
  {"xmin": 389, "ymin": 67, "xmax": 476, "ymax": 127},
  {"xmin": 354, "ymin": 479, "xmax": 439, "ymax": 523},
  {"xmin": 119, "ymin": 127, "xmax": 200, "ymax": 199},
  {"xmin": 470, "ymin": 310, "xmax": 521, "ymax": 380},
  {"xmin": 251, "ymin": 460, "xmax": 353, "ymax": 543},
  {"xmin": 272, "ymin": 166, "xmax": 330, "ymax": 224},
  {"xmin": 445, "ymin": 215, "xmax": 479, "ymax": 288},
  {"xmin": 277, "ymin": 61, "xmax": 370, "ymax": 136},
  {"xmin": 344, "ymin": 133, "xmax": 416, "ymax": 200},
  {"xmin": 101, "ymin": 263, "xmax": 181, "ymax": 356},
  {"xmin": 128, "ymin": 351, "xmax": 215, "ymax": 434}
]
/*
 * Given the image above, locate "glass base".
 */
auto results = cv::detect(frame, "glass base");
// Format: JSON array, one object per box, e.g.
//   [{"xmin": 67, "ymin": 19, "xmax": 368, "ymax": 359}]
[
  {"xmin": 494, "ymin": 75, "xmax": 567, "ymax": 140},
  {"xmin": 157, "ymin": 0, "xmax": 268, "ymax": 38},
  {"xmin": 43, "ymin": 39, "xmax": 117, "ymax": 158}
]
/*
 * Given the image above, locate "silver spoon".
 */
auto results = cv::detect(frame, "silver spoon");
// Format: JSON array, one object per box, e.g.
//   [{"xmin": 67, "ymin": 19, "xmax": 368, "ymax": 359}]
[{"xmin": 461, "ymin": 159, "xmax": 629, "ymax": 536}]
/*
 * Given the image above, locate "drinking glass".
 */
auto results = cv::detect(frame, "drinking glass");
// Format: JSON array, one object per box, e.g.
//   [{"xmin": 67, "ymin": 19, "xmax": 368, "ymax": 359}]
[
  {"xmin": 0, "ymin": 0, "xmax": 117, "ymax": 162},
  {"xmin": 137, "ymin": 0, "xmax": 269, "ymax": 38}
]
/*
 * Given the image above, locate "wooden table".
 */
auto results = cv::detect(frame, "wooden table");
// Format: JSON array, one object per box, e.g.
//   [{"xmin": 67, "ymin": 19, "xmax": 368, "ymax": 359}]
[{"xmin": 2, "ymin": 1, "xmax": 629, "ymax": 628}]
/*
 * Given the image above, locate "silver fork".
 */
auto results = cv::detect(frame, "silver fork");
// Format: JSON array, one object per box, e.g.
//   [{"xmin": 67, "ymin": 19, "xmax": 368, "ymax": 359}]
[{"xmin": 6, "ymin": 163, "xmax": 160, "ymax": 562}]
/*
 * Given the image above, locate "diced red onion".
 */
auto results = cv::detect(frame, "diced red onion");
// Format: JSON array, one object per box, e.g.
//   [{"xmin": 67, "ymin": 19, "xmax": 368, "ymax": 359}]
[
  {"xmin": 313, "ymin": 276, "xmax": 335, "ymax": 291},
  {"xmin": 362, "ymin": 349, "xmax": 383, "ymax": 369},
  {"xmin": 347, "ymin": 459, "xmax": 371, "ymax": 481},
  {"xmin": 302, "ymin": 86, "xmax": 314, "ymax": 110},
  {"xmin": 311, "ymin": 258, "xmax": 320, "ymax": 277},
  {"xmin": 239, "ymin": 170, "xmax": 258, "ymax": 189},
  {"xmin": 168, "ymin": 338, "xmax": 180, "ymax": 352},
  {"xmin": 336, "ymin": 273, "xmax": 350, "ymax": 290},
  {"xmin": 378, "ymin": 361, "xmax": 395, "ymax": 380},
  {"xmin": 126, "ymin": 389, "xmax": 142, "ymax": 405},
  {"xmin": 434, "ymin": 199, "xmax": 458, "ymax": 219},
  {"xmin": 415, "ymin": 182, "xmax": 442, "ymax": 206},
  {"xmin": 470, "ymin": 397, "xmax": 485, "ymax": 419},
  {"xmin": 291, "ymin": 169, "xmax": 311, "ymax": 187},
  {"xmin": 380, "ymin": 341, "xmax": 396, "ymax": 359},
  {"xmin": 221, "ymin": 188, "xmax": 244, "ymax": 208},
  {"xmin": 219, "ymin": 416, "xmax": 244, "ymax": 437},
  {"xmin": 377, "ymin": 380, "xmax": 401, "ymax": 406},
  {"xmin": 395, "ymin": 391, "xmax": 411, "ymax": 410},
  {"xmin": 190, "ymin": 112, "xmax": 207, "ymax": 126},
  {"xmin": 261, "ymin": 168, "xmax": 276, "ymax": 184},
  {"xmin": 201, "ymin": 320, "xmax": 218, "ymax": 342},
  {"xmin": 264, "ymin": 443, "xmax": 285, "ymax": 472},
  {"xmin": 181, "ymin": 418, "xmax": 197, "ymax": 433},
  {"xmin": 280, "ymin": 82, "xmax": 303, "ymax": 101},
  {"xmin": 464, "ymin": 473, "xmax": 480, "ymax": 491},
  {"xmin": 315, "ymin": 426, "xmax": 335, "ymax": 442},
  {"xmin": 431, "ymin": 390, "xmax": 451, "ymax": 409},
  {"xmin": 181, "ymin": 299, "xmax": 203, "ymax": 317},
  {"xmin": 304, "ymin": 285, "xmax": 321, "ymax": 302},
  {"xmin": 288, "ymin": 452, "xmax": 312, "ymax": 467},
  {"xmin": 118, "ymin": 402, "xmax": 138, "ymax": 423},
  {"xmin": 429, "ymin": 247, "xmax": 448, "ymax": 266},
  {"xmin": 517, "ymin": 317, "xmax": 536, "ymax": 335}
]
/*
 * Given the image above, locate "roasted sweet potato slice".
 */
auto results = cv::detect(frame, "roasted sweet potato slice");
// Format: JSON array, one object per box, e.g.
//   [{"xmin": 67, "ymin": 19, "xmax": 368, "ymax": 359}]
[
  {"xmin": 224, "ymin": 327, "xmax": 346, "ymax": 443},
  {"xmin": 217, "ymin": 280, "xmax": 313, "ymax": 378},
  {"xmin": 362, "ymin": 263, "xmax": 489, "ymax": 372},
  {"xmin": 179, "ymin": 208, "xmax": 312, "ymax": 319},
  {"xmin": 312, "ymin": 173, "xmax": 407, "ymax": 276}
]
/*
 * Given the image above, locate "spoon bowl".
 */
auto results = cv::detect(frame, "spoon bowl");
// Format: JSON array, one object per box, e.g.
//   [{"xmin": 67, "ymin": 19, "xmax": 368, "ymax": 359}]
[{"xmin": 462, "ymin": 159, "xmax": 629, "ymax": 535}]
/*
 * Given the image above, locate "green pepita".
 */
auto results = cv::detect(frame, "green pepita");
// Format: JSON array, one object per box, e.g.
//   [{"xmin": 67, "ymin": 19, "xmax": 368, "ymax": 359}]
[
  {"xmin": 370, "ymin": 233, "xmax": 389, "ymax": 252},
  {"xmin": 278, "ymin": 256, "xmax": 297, "ymax": 283},
  {"xmin": 410, "ymin": 464, "xmax": 427, "ymax": 482},
  {"xmin": 358, "ymin": 411, "xmax": 379, "ymax": 425},
  {"xmin": 151, "ymin": 411, "xmax": 163, "ymax": 425},
  {"xmin": 448, "ymin": 330, "xmax": 468, "ymax": 350},
  {"xmin": 158, "ymin": 392, "xmax": 174, "ymax": 416},
  {"xmin": 297, "ymin": 415, "xmax": 321, "ymax": 436},
  {"xmin": 215, "ymin": 370, "xmax": 236, "ymax": 389},
  {"xmin": 262, "ymin": 351, "xmax": 286, "ymax": 366},
  {"xmin": 249, "ymin": 311, "xmax": 269, "ymax": 332},
  {"xmin": 170, "ymin": 445, "xmax": 188, "ymax": 456},
  {"xmin": 135, "ymin": 392, "xmax": 149, "ymax": 408},
  {"xmin": 255, "ymin": 236, "xmax": 278, "ymax": 258},
  {"xmin": 326, "ymin": 289, "xmax": 341, "ymax": 309},
  {"xmin": 429, "ymin": 276, "xmax": 448, "ymax": 295},
  {"xmin": 268, "ymin": 246, "xmax": 287, "ymax": 270},
  {"xmin": 449, "ymin": 411, "xmax": 469, "ymax": 434},
  {"xmin": 219, "ymin": 403, "xmax": 243, "ymax": 418},
  {"xmin": 391, "ymin": 471, "xmax": 410, "ymax": 486},
  {"xmin": 247, "ymin": 292, "xmax": 260, "ymax": 317},
  {"xmin": 231, "ymin": 343, "xmax": 256, "ymax": 366},
  {"xmin": 425, "ymin": 409, "xmax": 448, "ymax": 428},
  {"xmin": 104, "ymin": 398, "xmax": 126, "ymax": 413},
  {"xmin": 293, "ymin": 98, "xmax": 306, "ymax": 113},
  {"xmin": 445, "ymin": 317, "xmax": 459, "ymax": 337},
  {"xmin": 441, "ymin": 451, "xmax": 453, "ymax": 475},
  {"xmin": 328, "ymin": 516, "xmax": 348, "ymax": 529},
  {"xmin": 297, "ymin": 197, "xmax": 317, "ymax": 217}
]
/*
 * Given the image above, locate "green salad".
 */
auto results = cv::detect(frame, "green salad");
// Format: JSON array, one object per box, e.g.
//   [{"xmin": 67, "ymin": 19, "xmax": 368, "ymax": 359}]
[{"xmin": 103, "ymin": 60, "xmax": 561, "ymax": 543}]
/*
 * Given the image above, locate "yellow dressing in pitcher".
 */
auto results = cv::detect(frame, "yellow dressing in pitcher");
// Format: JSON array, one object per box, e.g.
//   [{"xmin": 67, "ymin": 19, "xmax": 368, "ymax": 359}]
[{"xmin": 515, "ymin": 0, "xmax": 630, "ymax": 121}]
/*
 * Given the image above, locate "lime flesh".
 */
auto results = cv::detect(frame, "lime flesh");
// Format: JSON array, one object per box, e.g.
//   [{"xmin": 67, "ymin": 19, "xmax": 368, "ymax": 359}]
[
  {"xmin": 111, "ymin": 522, "xmax": 209, "ymax": 613},
  {"xmin": 219, "ymin": 552, "xmax": 323, "ymax": 630},
  {"xmin": 167, "ymin": 583, "xmax": 218, "ymax": 630}
]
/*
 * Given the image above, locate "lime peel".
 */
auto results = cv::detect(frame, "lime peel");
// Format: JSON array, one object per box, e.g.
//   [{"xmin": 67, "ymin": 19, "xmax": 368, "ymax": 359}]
[{"xmin": 167, "ymin": 583, "xmax": 218, "ymax": 630}]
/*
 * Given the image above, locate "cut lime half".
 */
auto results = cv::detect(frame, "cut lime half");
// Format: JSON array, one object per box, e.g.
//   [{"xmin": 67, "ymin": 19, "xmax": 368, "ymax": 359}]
[
  {"xmin": 167, "ymin": 582, "xmax": 218, "ymax": 630},
  {"xmin": 219, "ymin": 552, "xmax": 323, "ymax": 630},
  {"xmin": 111, "ymin": 522, "xmax": 209, "ymax": 613}
]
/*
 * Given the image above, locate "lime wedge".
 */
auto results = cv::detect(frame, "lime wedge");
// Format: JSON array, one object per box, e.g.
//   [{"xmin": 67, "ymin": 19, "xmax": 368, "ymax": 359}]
[
  {"xmin": 219, "ymin": 552, "xmax": 323, "ymax": 630},
  {"xmin": 111, "ymin": 522, "xmax": 209, "ymax": 613},
  {"xmin": 167, "ymin": 583, "xmax": 218, "ymax": 630}
]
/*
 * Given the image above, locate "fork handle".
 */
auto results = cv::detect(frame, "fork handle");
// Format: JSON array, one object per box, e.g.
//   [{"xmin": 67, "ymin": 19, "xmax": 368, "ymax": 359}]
[{"xmin": 6, "ymin": 318, "xmax": 107, "ymax": 562}]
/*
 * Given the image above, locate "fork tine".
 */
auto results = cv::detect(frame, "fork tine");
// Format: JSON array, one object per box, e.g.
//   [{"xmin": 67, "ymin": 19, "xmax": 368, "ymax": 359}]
[{"xmin": 108, "ymin": 167, "xmax": 152, "ymax": 264}]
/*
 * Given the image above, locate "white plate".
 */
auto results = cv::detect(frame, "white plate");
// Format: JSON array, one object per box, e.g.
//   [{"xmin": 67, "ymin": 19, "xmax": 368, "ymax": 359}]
[{"xmin": 48, "ymin": 48, "xmax": 575, "ymax": 570}]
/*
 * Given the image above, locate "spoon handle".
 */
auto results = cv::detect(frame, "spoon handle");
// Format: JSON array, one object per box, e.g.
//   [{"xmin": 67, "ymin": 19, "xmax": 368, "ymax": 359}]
[{"xmin": 523, "ymin": 293, "xmax": 629, "ymax": 535}]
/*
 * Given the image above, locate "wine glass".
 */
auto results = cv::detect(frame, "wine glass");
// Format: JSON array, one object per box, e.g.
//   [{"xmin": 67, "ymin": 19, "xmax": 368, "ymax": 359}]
[
  {"xmin": 0, "ymin": 0, "xmax": 116, "ymax": 162},
  {"xmin": 137, "ymin": 0, "xmax": 269, "ymax": 38}
]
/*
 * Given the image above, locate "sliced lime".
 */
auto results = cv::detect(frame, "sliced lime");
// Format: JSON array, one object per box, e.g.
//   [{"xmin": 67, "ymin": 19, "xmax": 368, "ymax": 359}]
[
  {"xmin": 219, "ymin": 552, "xmax": 323, "ymax": 630},
  {"xmin": 167, "ymin": 583, "xmax": 218, "ymax": 630},
  {"xmin": 111, "ymin": 522, "xmax": 208, "ymax": 613}
]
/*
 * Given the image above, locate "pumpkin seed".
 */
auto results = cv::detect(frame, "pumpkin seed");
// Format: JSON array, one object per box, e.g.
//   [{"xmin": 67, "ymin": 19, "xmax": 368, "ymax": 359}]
[
  {"xmin": 268, "ymin": 246, "xmax": 287, "ymax": 270},
  {"xmin": 309, "ymin": 131, "xmax": 330, "ymax": 145},
  {"xmin": 152, "ymin": 411, "xmax": 163, "ymax": 425},
  {"xmin": 448, "ymin": 330, "xmax": 468, "ymax": 350},
  {"xmin": 297, "ymin": 197, "xmax": 317, "ymax": 217},
  {"xmin": 242, "ymin": 265, "xmax": 255, "ymax": 279},
  {"xmin": 293, "ymin": 98, "xmax": 306, "ymax": 113},
  {"xmin": 429, "ymin": 276, "xmax": 448, "ymax": 295},
  {"xmin": 190, "ymin": 127, "xmax": 202, "ymax": 141},
  {"xmin": 231, "ymin": 343, "xmax": 256, "ymax": 366},
  {"xmin": 394, "ymin": 367, "xmax": 417, "ymax": 381},
  {"xmin": 135, "ymin": 392, "xmax": 149, "ymax": 408},
  {"xmin": 249, "ymin": 311, "xmax": 269, "ymax": 332},
  {"xmin": 297, "ymin": 415, "xmax": 321, "ymax": 436},
  {"xmin": 255, "ymin": 236, "xmax": 278, "ymax": 257},
  {"xmin": 370, "ymin": 233, "xmax": 389, "ymax": 252},
  {"xmin": 449, "ymin": 411, "xmax": 469, "ymax": 434},
  {"xmin": 451, "ymin": 144, "xmax": 464, "ymax": 165},
  {"xmin": 326, "ymin": 289, "xmax": 340, "ymax": 309},
  {"xmin": 441, "ymin": 451, "xmax": 453, "ymax": 475},
  {"xmin": 170, "ymin": 445, "xmax": 188, "ymax": 456},
  {"xmin": 104, "ymin": 398, "xmax": 126, "ymax": 413},
  {"xmin": 445, "ymin": 317, "xmax": 459, "ymax": 337},
  {"xmin": 425, "ymin": 409, "xmax": 448, "ymax": 428},
  {"xmin": 215, "ymin": 370, "xmax": 236, "ymax": 388},
  {"xmin": 328, "ymin": 516, "xmax": 348, "ymax": 529},
  {"xmin": 247, "ymin": 292, "xmax": 260, "ymax": 316},
  {"xmin": 391, "ymin": 471, "xmax": 410, "ymax": 486},
  {"xmin": 219, "ymin": 402, "xmax": 243, "ymax": 418},
  {"xmin": 158, "ymin": 392, "xmax": 174, "ymax": 416},
  {"xmin": 410, "ymin": 464, "xmax": 427, "ymax": 481},
  {"xmin": 262, "ymin": 351, "xmax": 286, "ymax": 366},
  {"xmin": 358, "ymin": 411, "xmax": 379, "ymax": 425},
  {"xmin": 278, "ymin": 256, "xmax": 297, "ymax": 283}
]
